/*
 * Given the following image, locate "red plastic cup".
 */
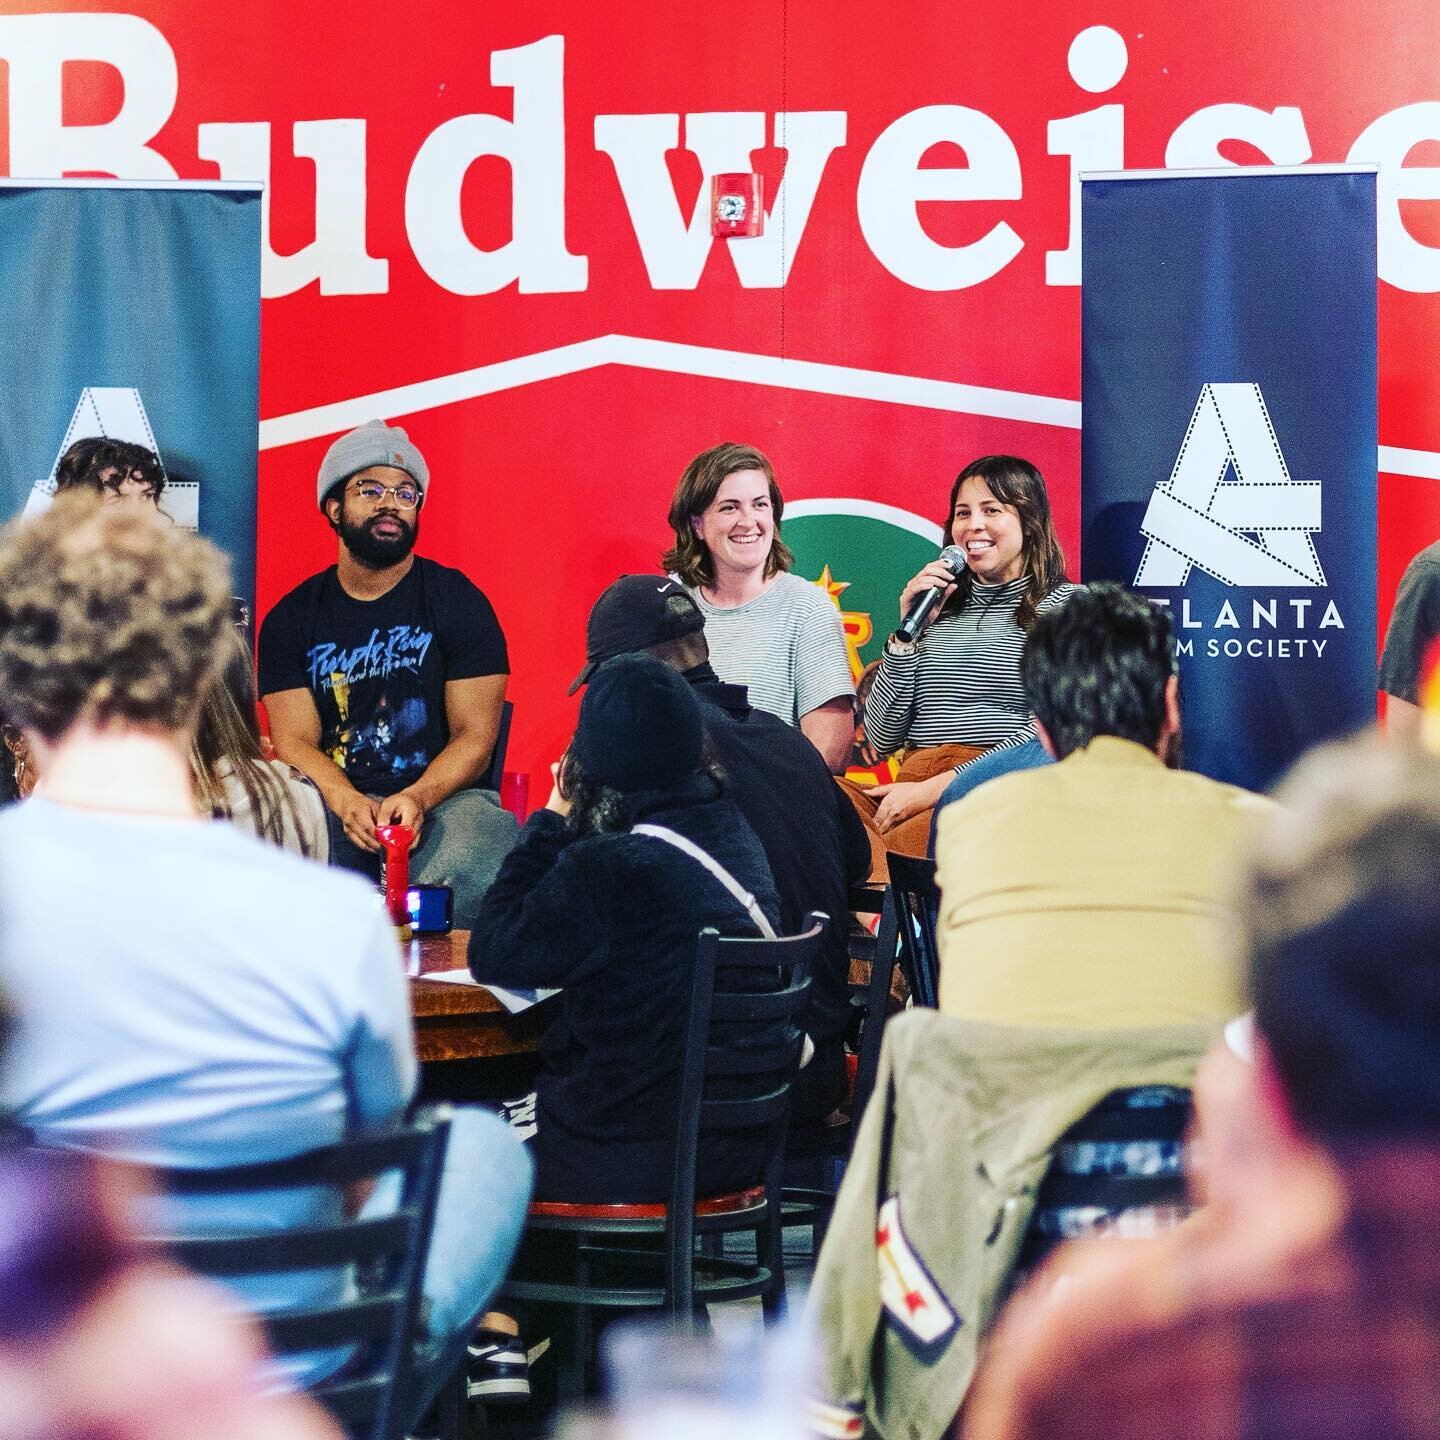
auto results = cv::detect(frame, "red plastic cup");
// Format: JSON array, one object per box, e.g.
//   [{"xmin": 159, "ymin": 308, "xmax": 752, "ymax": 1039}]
[
  {"xmin": 374, "ymin": 824, "xmax": 414, "ymax": 928},
  {"xmin": 499, "ymin": 769, "xmax": 531, "ymax": 822}
]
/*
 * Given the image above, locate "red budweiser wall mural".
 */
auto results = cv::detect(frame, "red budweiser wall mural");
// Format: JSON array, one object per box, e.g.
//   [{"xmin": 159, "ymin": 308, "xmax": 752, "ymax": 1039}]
[{"xmin": 2, "ymin": 1, "xmax": 1436, "ymax": 787}]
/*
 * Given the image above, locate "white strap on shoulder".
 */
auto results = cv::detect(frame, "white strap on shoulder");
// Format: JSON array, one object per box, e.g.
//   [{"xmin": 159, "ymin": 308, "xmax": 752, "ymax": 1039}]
[{"xmin": 632, "ymin": 823, "xmax": 778, "ymax": 940}]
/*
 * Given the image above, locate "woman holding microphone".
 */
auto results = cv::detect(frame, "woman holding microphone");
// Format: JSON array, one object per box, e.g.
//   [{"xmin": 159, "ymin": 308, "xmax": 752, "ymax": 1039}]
[{"xmin": 841, "ymin": 454, "xmax": 1077, "ymax": 868}]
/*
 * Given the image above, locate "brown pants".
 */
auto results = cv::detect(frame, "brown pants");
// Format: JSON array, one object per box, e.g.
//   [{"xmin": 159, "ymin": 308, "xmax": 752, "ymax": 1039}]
[{"xmin": 837, "ymin": 743, "xmax": 987, "ymax": 883}]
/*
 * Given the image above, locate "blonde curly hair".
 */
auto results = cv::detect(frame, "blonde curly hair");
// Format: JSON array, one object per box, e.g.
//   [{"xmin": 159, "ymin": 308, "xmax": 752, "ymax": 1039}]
[{"xmin": 0, "ymin": 492, "xmax": 232, "ymax": 742}]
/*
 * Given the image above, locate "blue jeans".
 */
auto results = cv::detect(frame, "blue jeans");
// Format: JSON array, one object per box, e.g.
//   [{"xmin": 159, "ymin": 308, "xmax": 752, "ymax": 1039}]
[
  {"xmin": 383, "ymin": 1106, "xmax": 534, "ymax": 1417},
  {"xmin": 328, "ymin": 788, "xmax": 520, "ymax": 929},
  {"xmin": 927, "ymin": 736, "xmax": 1053, "ymax": 855}
]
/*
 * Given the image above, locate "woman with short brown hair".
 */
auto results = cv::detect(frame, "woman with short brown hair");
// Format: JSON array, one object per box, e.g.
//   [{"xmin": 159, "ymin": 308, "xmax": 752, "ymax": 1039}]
[{"xmin": 663, "ymin": 441, "xmax": 855, "ymax": 771}]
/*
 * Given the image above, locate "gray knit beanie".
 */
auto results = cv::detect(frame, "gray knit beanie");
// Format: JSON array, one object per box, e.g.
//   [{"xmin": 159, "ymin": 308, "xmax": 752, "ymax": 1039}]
[{"xmin": 317, "ymin": 420, "xmax": 430, "ymax": 509}]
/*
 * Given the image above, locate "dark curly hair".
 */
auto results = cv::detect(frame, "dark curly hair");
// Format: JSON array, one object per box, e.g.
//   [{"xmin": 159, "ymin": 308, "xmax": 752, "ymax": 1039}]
[
  {"xmin": 1021, "ymin": 582, "xmax": 1173, "ymax": 758},
  {"xmin": 557, "ymin": 738, "xmax": 727, "ymax": 837},
  {"xmin": 0, "ymin": 493, "xmax": 231, "ymax": 742},
  {"xmin": 54, "ymin": 437, "xmax": 166, "ymax": 501}
]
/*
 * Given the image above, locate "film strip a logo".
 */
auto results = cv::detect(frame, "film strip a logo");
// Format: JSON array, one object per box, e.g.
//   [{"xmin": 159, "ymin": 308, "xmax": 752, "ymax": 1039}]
[{"xmin": 1135, "ymin": 383, "xmax": 1324, "ymax": 589}]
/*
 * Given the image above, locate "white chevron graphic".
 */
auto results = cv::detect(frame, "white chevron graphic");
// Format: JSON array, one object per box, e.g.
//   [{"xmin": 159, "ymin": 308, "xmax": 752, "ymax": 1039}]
[{"xmin": 256, "ymin": 333, "xmax": 1436, "ymax": 484}]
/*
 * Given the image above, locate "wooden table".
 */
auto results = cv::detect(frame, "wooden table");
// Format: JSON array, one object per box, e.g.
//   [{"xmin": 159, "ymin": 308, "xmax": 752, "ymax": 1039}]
[{"xmin": 406, "ymin": 929, "xmax": 551, "ymax": 1063}]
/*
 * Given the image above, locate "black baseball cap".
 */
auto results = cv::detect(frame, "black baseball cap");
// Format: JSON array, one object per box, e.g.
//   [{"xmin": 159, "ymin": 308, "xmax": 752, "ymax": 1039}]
[{"xmin": 568, "ymin": 575, "xmax": 707, "ymax": 694}]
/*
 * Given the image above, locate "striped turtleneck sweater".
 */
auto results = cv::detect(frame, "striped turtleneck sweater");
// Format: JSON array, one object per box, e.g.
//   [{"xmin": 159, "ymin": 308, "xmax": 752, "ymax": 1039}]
[{"xmin": 864, "ymin": 575, "xmax": 1079, "ymax": 758}]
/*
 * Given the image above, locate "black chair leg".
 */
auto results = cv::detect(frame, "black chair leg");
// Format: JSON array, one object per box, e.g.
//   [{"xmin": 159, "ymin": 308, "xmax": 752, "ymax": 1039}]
[
  {"xmin": 560, "ymin": 1239, "xmax": 593, "ymax": 1402},
  {"xmin": 812, "ymin": 1203, "xmax": 832, "ymax": 1254},
  {"xmin": 759, "ymin": 1220, "xmax": 788, "ymax": 1324},
  {"xmin": 436, "ymin": 1360, "xmax": 467, "ymax": 1440}
]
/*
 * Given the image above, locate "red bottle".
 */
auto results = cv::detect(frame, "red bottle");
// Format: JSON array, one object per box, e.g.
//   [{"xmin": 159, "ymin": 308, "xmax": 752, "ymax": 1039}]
[{"xmin": 374, "ymin": 824, "xmax": 414, "ymax": 938}]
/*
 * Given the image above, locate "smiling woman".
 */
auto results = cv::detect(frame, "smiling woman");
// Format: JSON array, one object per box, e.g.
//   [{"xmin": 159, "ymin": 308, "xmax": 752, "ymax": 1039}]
[
  {"xmin": 840, "ymin": 454, "xmax": 1076, "ymax": 869},
  {"xmin": 662, "ymin": 442, "xmax": 856, "ymax": 772}
]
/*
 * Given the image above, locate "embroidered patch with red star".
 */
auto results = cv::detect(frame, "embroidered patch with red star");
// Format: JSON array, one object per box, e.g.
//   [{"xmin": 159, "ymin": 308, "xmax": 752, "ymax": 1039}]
[{"xmin": 875, "ymin": 1195, "xmax": 960, "ymax": 1348}]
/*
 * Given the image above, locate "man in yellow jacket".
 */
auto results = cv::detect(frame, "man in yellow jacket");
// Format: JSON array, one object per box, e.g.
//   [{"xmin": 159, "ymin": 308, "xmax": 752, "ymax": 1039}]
[{"xmin": 935, "ymin": 582, "xmax": 1273, "ymax": 1029}]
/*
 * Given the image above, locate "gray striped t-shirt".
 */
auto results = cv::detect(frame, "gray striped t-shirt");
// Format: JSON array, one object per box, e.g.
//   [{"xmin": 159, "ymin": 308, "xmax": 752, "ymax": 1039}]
[
  {"xmin": 689, "ymin": 571, "xmax": 855, "ymax": 727},
  {"xmin": 865, "ymin": 577, "xmax": 1079, "ymax": 755}
]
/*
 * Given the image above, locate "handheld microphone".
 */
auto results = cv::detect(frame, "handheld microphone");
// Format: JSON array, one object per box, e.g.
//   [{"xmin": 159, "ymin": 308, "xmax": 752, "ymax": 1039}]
[{"xmin": 895, "ymin": 545, "xmax": 967, "ymax": 643}]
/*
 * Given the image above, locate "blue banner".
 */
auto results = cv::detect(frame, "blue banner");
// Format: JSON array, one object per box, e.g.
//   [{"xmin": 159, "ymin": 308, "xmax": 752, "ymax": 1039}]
[
  {"xmin": 0, "ymin": 181, "xmax": 261, "ymax": 612},
  {"xmin": 1081, "ymin": 167, "xmax": 1377, "ymax": 792}
]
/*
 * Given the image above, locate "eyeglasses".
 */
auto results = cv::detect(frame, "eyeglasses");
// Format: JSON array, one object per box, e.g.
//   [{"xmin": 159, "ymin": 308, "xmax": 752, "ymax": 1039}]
[{"xmin": 350, "ymin": 479, "xmax": 421, "ymax": 510}]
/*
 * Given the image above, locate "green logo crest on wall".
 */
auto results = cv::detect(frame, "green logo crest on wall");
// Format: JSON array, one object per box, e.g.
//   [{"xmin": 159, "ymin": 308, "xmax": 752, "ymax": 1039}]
[{"xmin": 782, "ymin": 501, "xmax": 943, "ymax": 777}]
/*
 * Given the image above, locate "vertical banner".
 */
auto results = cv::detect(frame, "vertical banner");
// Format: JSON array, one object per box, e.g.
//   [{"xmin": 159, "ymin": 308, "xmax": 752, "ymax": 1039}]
[
  {"xmin": 1081, "ymin": 166, "xmax": 1378, "ymax": 792},
  {"xmin": 0, "ymin": 181, "xmax": 261, "ymax": 613}
]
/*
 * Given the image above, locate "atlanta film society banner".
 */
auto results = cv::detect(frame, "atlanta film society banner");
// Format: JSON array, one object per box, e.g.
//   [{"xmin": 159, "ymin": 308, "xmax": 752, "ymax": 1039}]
[
  {"xmin": 1081, "ymin": 167, "xmax": 1378, "ymax": 791},
  {"xmin": 0, "ymin": 179, "xmax": 261, "ymax": 611},
  {"xmin": 0, "ymin": 4, "xmax": 1436, "ymax": 787}
]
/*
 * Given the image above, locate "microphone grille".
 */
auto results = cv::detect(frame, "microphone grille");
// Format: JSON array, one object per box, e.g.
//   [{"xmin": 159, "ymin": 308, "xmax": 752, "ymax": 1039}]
[{"xmin": 938, "ymin": 545, "xmax": 967, "ymax": 575}]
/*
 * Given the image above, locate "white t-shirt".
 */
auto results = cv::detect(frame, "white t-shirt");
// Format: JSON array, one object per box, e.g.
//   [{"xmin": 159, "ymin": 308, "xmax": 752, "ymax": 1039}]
[
  {"xmin": 0, "ymin": 797, "xmax": 415, "ymax": 1383},
  {"xmin": 689, "ymin": 571, "xmax": 855, "ymax": 727},
  {"xmin": 0, "ymin": 796, "xmax": 412, "ymax": 1166}
]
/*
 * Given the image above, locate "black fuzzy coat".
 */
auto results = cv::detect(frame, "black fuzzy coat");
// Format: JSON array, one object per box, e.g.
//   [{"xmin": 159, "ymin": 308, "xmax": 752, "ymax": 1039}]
[{"xmin": 468, "ymin": 777, "xmax": 782, "ymax": 1203}]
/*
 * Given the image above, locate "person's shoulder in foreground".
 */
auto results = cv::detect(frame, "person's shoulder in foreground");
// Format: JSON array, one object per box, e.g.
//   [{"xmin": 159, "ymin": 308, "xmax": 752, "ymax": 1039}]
[
  {"xmin": 961, "ymin": 735, "xmax": 1440, "ymax": 1440},
  {"xmin": 962, "ymin": 1162, "xmax": 1341, "ymax": 1440},
  {"xmin": 0, "ymin": 1143, "xmax": 340, "ymax": 1440}
]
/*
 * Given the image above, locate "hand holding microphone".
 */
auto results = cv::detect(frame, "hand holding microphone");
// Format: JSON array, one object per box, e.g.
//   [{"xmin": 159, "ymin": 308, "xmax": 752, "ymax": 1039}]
[{"xmin": 894, "ymin": 545, "xmax": 967, "ymax": 643}]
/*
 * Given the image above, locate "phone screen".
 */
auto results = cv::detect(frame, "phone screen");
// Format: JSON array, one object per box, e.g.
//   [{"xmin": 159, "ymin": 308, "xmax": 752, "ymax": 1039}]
[{"xmin": 406, "ymin": 884, "xmax": 454, "ymax": 934}]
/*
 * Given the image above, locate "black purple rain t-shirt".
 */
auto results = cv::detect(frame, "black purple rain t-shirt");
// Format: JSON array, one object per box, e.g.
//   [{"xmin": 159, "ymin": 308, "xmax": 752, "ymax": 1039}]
[{"xmin": 259, "ymin": 558, "xmax": 508, "ymax": 794}]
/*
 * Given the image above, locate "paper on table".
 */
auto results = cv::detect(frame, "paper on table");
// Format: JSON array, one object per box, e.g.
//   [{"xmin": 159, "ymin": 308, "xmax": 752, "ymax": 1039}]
[
  {"xmin": 488, "ymin": 985, "xmax": 561, "ymax": 1013},
  {"xmin": 422, "ymin": 969, "xmax": 560, "ymax": 1014},
  {"xmin": 423, "ymin": 968, "xmax": 481, "ymax": 987}
]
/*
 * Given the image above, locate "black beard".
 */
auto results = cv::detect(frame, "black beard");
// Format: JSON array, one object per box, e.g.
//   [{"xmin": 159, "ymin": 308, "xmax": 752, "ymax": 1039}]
[{"xmin": 338, "ymin": 511, "xmax": 419, "ymax": 568}]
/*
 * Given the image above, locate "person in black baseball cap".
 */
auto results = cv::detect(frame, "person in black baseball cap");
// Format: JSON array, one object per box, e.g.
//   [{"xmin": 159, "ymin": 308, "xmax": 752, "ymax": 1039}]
[
  {"xmin": 568, "ymin": 575, "xmax": 707, "ymax": 694},
  {"xmin": 569, "ymin": 576, "xmax": 871, "ymax": 1129},
  {"xmin": 469, "ymin": 652, "xmax": 782, "ymax": 1205}
]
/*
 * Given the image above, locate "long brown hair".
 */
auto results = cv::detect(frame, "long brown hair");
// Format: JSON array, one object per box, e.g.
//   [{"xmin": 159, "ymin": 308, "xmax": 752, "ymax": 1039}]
[
  {"xmin": 941, "ymin": 455, "xmax": 1068, "ymax": 630},
  {"xmin": 191, "ymin": 627, "xmax": 318, "ymax": 857},
  {"xmin": 661, "ymin": 441, "xmax": 794, "ymax": 588}
]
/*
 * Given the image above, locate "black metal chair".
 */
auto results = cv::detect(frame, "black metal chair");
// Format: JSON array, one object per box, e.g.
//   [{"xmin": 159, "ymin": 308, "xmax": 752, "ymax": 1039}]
[
  {"xmin": 849, "ymin": 888, "xmax": 904, "ymax": 1128},
  {"xmin": 501, "ymin": 914, "xmax": 824, "ymax": 1397},
  {"xmin": 154, "ymin": 1107, "xmax": 453, "ymax": 1440},
  {"xmin": 780, "ymin": 890, "xmax": 902, "ymax": 1255},
  {"xmin": 780, "ymin": 884, "xmax": 892, "ymax": 1249},
  {"xmin": 477, "ymin": 699, "xmax": 514, "ymax": 794},
  {"xmin": 885, "ymin": 851, "xmax": 941, "ymax": 1010},
  {"xmin": 1009, "ymin": 1086, "xmax": 1193, "ymax": 1292}
]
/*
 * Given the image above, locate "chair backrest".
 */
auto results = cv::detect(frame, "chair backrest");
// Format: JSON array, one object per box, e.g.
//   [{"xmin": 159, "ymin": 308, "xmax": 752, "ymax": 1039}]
[
  {"xmin": 885, "ymin": 852, "xmax": 941, "ymax": 1009},
  {"xmin": 1012, "ymin": 1086, "xmax": 1192, "ymax": 1285},
  {"xmin": 477, "ymin": 699, "xmax": 514, "ymax": 794},
  {"xmin": 666, "ymin": 913, "xmax": 824, "ymax": 1307},
  {"xmin": 850, "ymin": 890, "xmax": 902, "ymax": 1132},
  {"xmin": 154, "ymin": 1107, "xmax": 452, "ymax": 1440}
]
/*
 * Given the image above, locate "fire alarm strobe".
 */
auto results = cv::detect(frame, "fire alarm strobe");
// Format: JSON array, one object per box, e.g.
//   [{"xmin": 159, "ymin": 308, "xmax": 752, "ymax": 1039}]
[{"xmin": 710, "ymin": 173, "xmax": 764, "ymax": 238}]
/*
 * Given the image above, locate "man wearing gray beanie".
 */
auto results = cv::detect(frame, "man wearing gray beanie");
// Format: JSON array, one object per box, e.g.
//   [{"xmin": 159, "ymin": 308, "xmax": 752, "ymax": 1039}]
[{"xmin": 259, "ymin": 419, "xmax": 518, "ymax": 921}]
